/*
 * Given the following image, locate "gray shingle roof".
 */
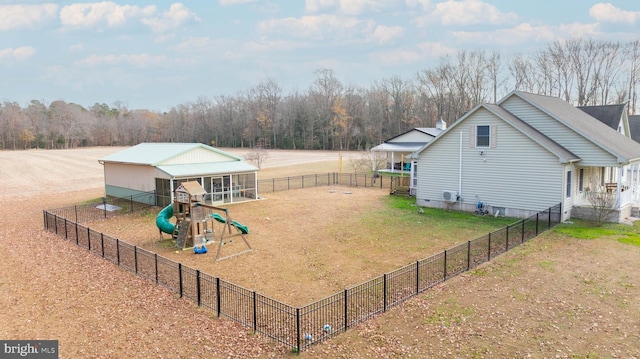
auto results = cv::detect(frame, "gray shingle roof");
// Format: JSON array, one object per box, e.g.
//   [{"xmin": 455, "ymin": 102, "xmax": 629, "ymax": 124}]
[
  {"xmin": 483, "ymin": 104, "xmax": 580, "ymax": 163},
  {"xmin": 508, "ymin": 91, "xmax": 640, "ymax": 163},
  {"xmin": 629, "ymin": 115, "xmax": 640, "ymax": 143},
  {"xmin": 577, "ymin": 104, "xmax": 626, "ymax": 131}
]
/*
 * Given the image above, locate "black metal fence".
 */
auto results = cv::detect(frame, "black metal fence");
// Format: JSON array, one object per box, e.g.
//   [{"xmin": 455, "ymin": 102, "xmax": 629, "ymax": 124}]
[
  {"xmin": 257, "ymin": 172, "xmax": 392, "ymax": 193},
  {"xmin": 43, "ymin": 191, "xmax": 561, "ymax": 352},
  {"xmin": 46, "ymin": 191, "xmax": 156, "ymax": 223}
]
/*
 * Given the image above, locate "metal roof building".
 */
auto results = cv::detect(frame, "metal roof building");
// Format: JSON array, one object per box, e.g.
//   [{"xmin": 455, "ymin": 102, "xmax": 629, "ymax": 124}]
[{"xmin": 99, "ymin": 143, "xmax": 258, "ymax": 207}]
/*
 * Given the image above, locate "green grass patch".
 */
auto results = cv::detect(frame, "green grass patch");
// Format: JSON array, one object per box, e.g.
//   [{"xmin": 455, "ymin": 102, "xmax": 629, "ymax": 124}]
[
  {"xmin": 538, "ymin": 260, "xmax": 554, "ymax": 271},
  {"xmin": 553, "ymin": 219, "xmax": 640, "ymax": 240},
  {"xmin": 618, "ymin": 233, "xmax": 640, "ymax": 246}
]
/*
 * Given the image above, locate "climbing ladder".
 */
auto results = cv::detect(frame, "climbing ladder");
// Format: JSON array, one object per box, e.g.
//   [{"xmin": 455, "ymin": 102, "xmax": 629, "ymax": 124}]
[{"xmin": 174, "ymin": 222, "xmax": 190, "ymax": 249}]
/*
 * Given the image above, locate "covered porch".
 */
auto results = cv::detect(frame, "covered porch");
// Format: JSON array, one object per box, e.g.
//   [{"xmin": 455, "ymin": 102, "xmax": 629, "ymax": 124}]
[
  {"xmin": 571, "ymin": 162, "xmax": 640, "ymax": 221},
  {"xmin": 370, "ymin": 142, "xmax": 420, "ymax": 174}
]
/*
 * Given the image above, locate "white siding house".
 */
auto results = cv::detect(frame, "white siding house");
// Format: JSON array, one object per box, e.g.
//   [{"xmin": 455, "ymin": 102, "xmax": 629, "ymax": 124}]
[
  {"xmin": 99, "ymin": 143, "xmax": 258, "ymax": 207},
  {"xmin": 414, "ymin": 91, "xmax": 640, "ymax": 222},
  {"xmin": 371, "ymin": 121, "xmax": 445, "ymax": 194}
]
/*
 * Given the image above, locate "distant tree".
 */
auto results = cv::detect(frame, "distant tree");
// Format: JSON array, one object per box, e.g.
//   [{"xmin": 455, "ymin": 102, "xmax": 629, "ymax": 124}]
[{"xmin": 244, "ymin": 147, "xmax": 270, "ymax": 169}]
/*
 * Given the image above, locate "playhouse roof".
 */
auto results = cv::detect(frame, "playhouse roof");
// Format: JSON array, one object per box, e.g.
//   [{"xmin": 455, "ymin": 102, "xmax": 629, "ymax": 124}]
[{"xmin": 176, "ymin": 181, "xmax": 207, "ymax": 195}]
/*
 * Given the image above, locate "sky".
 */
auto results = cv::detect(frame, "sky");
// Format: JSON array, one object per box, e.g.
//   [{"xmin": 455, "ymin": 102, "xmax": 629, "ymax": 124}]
[{"xmin": 2, "ymin": 0, "xmax": 640, "ymax": 112}]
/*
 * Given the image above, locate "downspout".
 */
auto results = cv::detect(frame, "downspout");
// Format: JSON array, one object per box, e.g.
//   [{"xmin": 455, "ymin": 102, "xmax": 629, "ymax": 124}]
[{"xmin": 459, "ymin": 132, "xmax": 463, "ymax": 208}]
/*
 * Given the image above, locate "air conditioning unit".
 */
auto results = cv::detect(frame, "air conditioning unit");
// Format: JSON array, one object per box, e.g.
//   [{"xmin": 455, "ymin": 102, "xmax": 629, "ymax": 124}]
[{"xmin": 442, "ymin": 190, "xmax": 458, "ymax": 202}]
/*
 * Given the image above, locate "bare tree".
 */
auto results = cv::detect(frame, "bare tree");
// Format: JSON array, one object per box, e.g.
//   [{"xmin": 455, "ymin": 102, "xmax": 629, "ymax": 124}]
[
  {"xmin": 243, "ymin": 147, "xmax": 269, "ymax": 169},
  {"xmin": 584, "ymin": 181, "xmax": 618, "ymax": 226}
]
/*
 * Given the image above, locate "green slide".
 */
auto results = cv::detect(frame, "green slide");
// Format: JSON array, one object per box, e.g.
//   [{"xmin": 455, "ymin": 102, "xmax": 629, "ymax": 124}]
[
  {"xmin": 156, "ymin": 204, "xmax": 175, "ymax": 234},
  {"xmin": 210, "ymin": 213, "xmax": 249, "ymax": 234},
  {"xmin": 232, "ymin": 220, "xmax": 249, "ymax": 234}
]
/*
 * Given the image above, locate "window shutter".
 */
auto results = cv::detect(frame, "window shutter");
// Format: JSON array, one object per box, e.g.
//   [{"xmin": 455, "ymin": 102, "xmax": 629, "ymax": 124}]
[
  {"xmin": 469, "ymin": 125, "xmax": 475, "ymax": 147},
  {"xmin": 490, "ymin": 124, "xmax": 497, "ymax": 148}
]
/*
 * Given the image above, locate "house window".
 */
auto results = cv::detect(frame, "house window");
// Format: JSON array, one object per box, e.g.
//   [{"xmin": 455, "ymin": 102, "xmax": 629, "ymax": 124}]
[
  {"xmin": 476, "ymin": 125, "xmax": 490, "ymax": 147},
  {"xmin": 578, "ymin": 168, "xmax": 584, "ymax": 192},
  {"xmin": 566, "ymin": 170, "xmax": 572, "ymax": 198}
]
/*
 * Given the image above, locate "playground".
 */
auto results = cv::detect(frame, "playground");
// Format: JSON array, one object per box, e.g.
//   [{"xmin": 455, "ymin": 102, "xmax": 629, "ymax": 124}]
[
  {"xmin": 2, "ymin": 147, "xmax": 640, "ymax": 357},
  {"xmin": 85, "ymin": 186, "xmax": 451, "ymax": 306}
]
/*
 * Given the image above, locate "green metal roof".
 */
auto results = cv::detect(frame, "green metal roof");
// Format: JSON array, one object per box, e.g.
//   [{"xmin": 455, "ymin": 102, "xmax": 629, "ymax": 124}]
[
  {"xmin": 157, "ymin": 161, "xmax": 258, "ymax": 177},
  {"xmin": 99, "ymin": 143, "xmax": 243, "ymax": 165}
]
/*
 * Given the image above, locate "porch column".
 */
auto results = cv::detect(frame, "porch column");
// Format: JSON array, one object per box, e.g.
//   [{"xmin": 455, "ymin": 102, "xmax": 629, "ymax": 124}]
[
  {"xmin": 391, "ymin": 152, "xmax": 395, "ymax": 173},
  {"xmin": 616, "ymin": 166, "xmax": 622, "ymax": 207}
]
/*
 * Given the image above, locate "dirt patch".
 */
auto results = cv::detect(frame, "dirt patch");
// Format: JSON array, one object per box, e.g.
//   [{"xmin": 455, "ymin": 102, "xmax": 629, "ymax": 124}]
[{"xmin": 2, "ymin": 147, "xmax": 640, "ymax": 358}]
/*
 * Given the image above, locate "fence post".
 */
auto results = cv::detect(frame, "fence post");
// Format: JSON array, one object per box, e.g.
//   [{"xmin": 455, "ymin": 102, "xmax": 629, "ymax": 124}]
[
  {"xmin": 443, "ymin": 250, "xmax": 447, "ymax": 280},
  {"xmin": 521, "ymin": 219, "xmax": 525, "ymax": 243},
  {"xmin": 134, "ymin": 246, "xmax": 138, "ymax": 274},
  {"xmin": 75, "ymin": 222, "xmax": 79, "ymax": 245},
  {"xmin": 535, "ymin": 213, "xmax": 539, "ymax": 236},
  {"xmin": 216, "ymin": 277, "xmax": 221, "ymax": 317},
  {"xmin": 130, "ymin": 195, "xmax": 134, "ymax": 213},
  {"xmin": 103, "ymin": 197, "xmax": 107, "ymax": 219},
  {"xmin": 505, "ymin": 225, "xmax": 509, "ymax": 251},
  {"xmin": 487, "ymin": 232, "xmax": 491, "ymax": 261},
  {"xmin": 467, "ymin": 240, "xmax": 471, "ymax": 270},
  {"xmin": 178, "ymin": 263, "xmax": 183, "ymax": 298},
  {"xmin": 252, "ymin": 291, "xmax": 257, "ymax": 333},
  {"xmin": 154, "ymin": 254, "xmax": 158, "ymax": 284},
  {"xmin": 101, "ymin": 233, "xmax": 104, "ymax": 257},
  {"xmin": 75, "ymin": 205, "xmax": 78, "ymax": 223},
  {"xmin": 296, "ymin": 308, "xmax": 301, "ymax": 353},
  {"xmin": 196, "ymin": 270, "xmax": 201, "ymax": 306},
  {"xmin": 548, "ymin": 206, "xmax": 552, "ymax": 228},
  {"xmin": 344, "ymin": 289, "xmax": 348, "ymax": 332},
  {"xmin": 87, "ymin": 227, "xmax": 91, "ymax": 251},
  {"xmin": 55, "ymin": 215, "xmax": 59, "ymax": 235},
  {"xmin": 63, "ymin": 218, "xmax": 66, "ymax": 239},
  {"xmin": 116, "ymin": 239, "xmax": 120, "ymax": 265},
  {"xmin": 415, "ymin": 261, "xmax": 420, "ymax": 294},
  {"xmin": 383, "ymin": 273, "xmax": 387, "ymax": 312}
]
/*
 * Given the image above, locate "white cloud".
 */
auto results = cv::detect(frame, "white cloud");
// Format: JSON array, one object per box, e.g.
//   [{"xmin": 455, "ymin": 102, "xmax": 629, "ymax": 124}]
[
  {"xmin": 370, "ymin": 25, "xmax": 404, "ymax": 45},
  {"xmin": 175, "ymin": 37, "xmax": 211, "ymax": 52},
  {"xmin": 141, "ymin": 3, "xmax": 200, "ymax": 33},
  {"xmin": 59, "ymin": 2, "xmax": 156, "ymax": 28},
  {"xmin": 305, "ymin": 0, "xmax": 402, "ymax": 15},
  {"xmin": 589, "ymin": 3, "xmax": 640, "ymax": 24},
  {"xmin": 305, "ymin": 0, "xmax": 338, "ymax": 13},
  {"xmin": 0, "ymin": 46, "xmax": 37, "ymax": 61},
  {"xmin": 219, "ymin": 0, "xmax": 260, "ymax": 5},
  {"xmin": 0, "ymin": 4, "xmax": 58, "ymax": 31},
  {"xmin": 69, "ymin": 43, "xmax": 84, "ymax": 52},
  {"xmin": 258, "ymin": 14, "xmax": 374, "ymax": 40},
  {"xmin": 452, "ymin": 22, "xmax": 600, "ymax": 46},
  {"xmin": 370, "ymin": 49, "xmax": 422, "ymax": 65},
  {"xmin": 416, "ymin": 0, "xmax": 518, "ymax": 26},
  {"xmin": 416, "ymin": 41, "xmax": 457, "ymax": 57},
  {"xmin": 405, "ymin": 0, "xmax": 430, "ymax": 11},
  {"xmin": 75, "ymin": 53, "xmax": 172, "ymax": 68},
  {"xmin": 370, "ymin": 42, "xmax": 455, "ymax": 65}
]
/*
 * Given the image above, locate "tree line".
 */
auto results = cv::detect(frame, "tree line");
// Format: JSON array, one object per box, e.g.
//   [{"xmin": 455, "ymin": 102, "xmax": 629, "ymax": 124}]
[{"xmin": 2, "ymin": 38, "xmax": 639, "ymax": 151}]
